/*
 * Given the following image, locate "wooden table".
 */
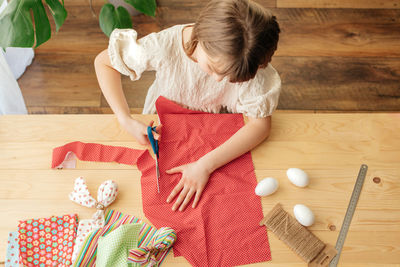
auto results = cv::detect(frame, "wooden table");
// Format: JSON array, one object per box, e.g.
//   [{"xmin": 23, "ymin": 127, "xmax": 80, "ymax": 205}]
[{"xmin": 1, "ymin": 113, "xmax": 399, "ymax": 266}]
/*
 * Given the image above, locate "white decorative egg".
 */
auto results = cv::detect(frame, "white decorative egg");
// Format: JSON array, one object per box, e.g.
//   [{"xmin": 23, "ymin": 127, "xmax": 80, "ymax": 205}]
[
  {"xmin": 287, "ymin": 168, "xmax": 309, "ymax": 187},
  {"xmin": 293, "ymin": 204, "xmax": 315, "ymax": 226},
  {"xmin": 255, "ymin": 177, "xmax": 278, "ymax": 196}
]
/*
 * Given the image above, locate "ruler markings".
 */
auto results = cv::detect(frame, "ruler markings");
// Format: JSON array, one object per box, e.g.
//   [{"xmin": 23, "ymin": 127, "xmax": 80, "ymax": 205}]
[{"xmin": 329, "ymin": 164, "xmax": 368, "ymax": 267}]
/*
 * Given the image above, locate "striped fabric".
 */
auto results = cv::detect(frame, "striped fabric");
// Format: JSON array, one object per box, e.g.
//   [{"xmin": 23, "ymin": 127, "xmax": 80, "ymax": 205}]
[
  {"xmin": 73, "ymin": 210, "xmax": 173, "ymax": 267},
  {"xmin": 128, "ymin": 227, "xmax": 177, "ymax": 265}
]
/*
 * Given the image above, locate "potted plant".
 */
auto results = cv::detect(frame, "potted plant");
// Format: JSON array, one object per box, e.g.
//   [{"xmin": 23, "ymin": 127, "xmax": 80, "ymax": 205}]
[{"xmin": 0, "ymin": 0, "xmax": 156, "ymax": 48}]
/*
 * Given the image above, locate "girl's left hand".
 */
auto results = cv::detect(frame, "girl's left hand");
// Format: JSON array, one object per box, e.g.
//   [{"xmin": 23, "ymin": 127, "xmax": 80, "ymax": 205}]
[{"xmin": 166, "ymin": 160, "xmax": 211, "ymax": 211}]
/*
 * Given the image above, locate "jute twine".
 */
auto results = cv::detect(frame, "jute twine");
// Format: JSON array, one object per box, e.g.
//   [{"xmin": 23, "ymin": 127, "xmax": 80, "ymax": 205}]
[{"xmin": 260, "ymin": 203, "xmax": 326, "ymax": 263}]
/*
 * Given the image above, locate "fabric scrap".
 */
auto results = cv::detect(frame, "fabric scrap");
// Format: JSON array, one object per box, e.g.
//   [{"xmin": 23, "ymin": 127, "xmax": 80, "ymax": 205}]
[
  {"xmin": 18, "ymin": 214, "xmax": 78, "ymax": 267},
  {"xmin": 5, "ymin": 231, "xmax": 20, "ymax": 267},
  {"xmin": 52, "ymin": 141, "xmax": 148, "ymax": 169},
  {"xmin": 128, "ymin": 227, "xmax": 177, "ymax": 266},
  {"xmin": 96, "ymin": 223, "xmax": 141, "ymax": 267},
  {"xmin": 69, "ymin": 177, "xmax": 119, "ymax": 264},
  {"xmin": 69, "ymin": 177, "xmax": 118, "ymax": 228},
  {"xmin": 73, "ymin": 210, "xmax": 173, "ymax": 267},
  {"xmin": 71, "ymin": 219, "xmax": 95, "ymax": 264}
]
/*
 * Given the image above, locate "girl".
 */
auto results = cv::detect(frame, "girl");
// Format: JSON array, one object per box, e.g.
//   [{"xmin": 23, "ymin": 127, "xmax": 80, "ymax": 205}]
[{"xmin": 94, "ymin": 0, "xmax": 281, "ymax": 212}]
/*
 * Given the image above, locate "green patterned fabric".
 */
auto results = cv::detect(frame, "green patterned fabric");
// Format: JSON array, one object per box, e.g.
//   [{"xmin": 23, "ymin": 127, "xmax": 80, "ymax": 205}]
[{"xmin": 96, "ymin": 223, "xmax": 141, "ymax": 267}]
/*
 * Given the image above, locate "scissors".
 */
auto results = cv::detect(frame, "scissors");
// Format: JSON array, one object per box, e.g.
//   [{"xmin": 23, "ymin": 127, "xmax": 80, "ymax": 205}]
[{"xmin": 147, "ymin": 126, "xmax": 160, "ymax": 193}]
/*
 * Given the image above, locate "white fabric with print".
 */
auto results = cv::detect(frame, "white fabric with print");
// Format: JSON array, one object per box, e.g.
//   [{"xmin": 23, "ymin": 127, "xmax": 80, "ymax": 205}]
[{"xmin": 69, "ymin": 177, "xmax": 118, "ymax": 263}]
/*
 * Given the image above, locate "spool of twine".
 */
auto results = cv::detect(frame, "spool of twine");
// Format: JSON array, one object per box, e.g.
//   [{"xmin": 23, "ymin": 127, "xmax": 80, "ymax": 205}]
[{"xmin": 260, "ymin": 203, "xmax": 325, "ymax": 263}]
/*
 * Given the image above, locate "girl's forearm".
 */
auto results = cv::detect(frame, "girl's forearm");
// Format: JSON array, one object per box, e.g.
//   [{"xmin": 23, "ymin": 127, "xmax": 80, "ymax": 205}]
[
  {"xmin": 199, "ymin": 116, "xmax": 271, "ymax": 174},
  {"xmin": 94, "ymin": 49, "xmax": 132, "ymax": 122}
]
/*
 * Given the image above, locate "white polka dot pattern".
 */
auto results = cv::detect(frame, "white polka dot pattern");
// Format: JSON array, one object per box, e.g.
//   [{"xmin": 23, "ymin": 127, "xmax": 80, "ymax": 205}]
[{"xmin": 140, "ymin": 96, "xmax": 272, "ymax": 266}]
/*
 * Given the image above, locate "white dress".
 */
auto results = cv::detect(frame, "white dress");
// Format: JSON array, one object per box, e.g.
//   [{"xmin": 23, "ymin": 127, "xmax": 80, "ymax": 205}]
[{"xmin": 108, "ymin": 24, "xmax": 281, "ymax": 118}]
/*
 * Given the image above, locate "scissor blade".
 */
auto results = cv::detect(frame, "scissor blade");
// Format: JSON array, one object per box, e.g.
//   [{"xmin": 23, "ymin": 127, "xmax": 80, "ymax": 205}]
[{"xmin": 156, "ymin": 158, "xmax": 160, "ymax": 193}]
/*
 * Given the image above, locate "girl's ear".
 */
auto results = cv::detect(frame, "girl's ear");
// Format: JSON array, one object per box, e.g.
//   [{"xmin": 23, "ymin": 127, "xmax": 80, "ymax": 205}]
[
  {"xmin": 260, "ymin": 47, "xmax": 276, "ymax": 68},
  {"xmin": 259, "ymin": 58, "xmax": 270, "ymax": 69}
]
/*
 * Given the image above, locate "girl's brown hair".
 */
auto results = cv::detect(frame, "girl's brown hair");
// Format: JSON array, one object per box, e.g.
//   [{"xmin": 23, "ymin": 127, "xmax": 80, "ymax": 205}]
[{"xmin": 184, "ymin": 0, "xmax": 280, "ymax": 83}]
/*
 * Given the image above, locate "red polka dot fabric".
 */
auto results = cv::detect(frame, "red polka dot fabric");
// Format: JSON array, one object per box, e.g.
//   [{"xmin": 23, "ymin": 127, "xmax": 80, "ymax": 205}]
[
  {"xmin": 52, "ymin": 142, "xmax": 148, "ymax": 169},
  {"xmin": 141, "ymin": 96, "xmax": 271, "ymax": 266},
  {"xmin": 51, "ymin": 96, "xmax": 271, "ymax": 266}
]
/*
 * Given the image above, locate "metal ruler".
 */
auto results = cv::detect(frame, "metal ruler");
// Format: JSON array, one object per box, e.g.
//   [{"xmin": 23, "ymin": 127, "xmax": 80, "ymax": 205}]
[{"xmin": 329, "ymin": 164, "xmax": 368, "ymax": 267}]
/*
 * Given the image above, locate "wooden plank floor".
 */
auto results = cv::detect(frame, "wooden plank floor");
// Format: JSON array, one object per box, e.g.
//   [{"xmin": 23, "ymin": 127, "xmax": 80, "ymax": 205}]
[{"xmin": 17, "ymin": 0, "xmax": 400, "ymax": 113}]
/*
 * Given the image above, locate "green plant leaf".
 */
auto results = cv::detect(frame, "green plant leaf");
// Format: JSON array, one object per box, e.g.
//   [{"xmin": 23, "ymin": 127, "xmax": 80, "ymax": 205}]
[
  {"xmin": 0, "ymin": 0, "xmax": 36, "ymax": 47},
  {"xmin": 124, "ymin": 0, "xmax": 156, "ymax": 17},
  {"xmin": 45, "ymin": 0, "xmax": 67, "ymax": 32},
  {"xmin": 99, "ymin": 3, "xmax": 132, "ymax": 37},
  {"xmin": 0, "ymin": 0, "xmax": 67, "ymax": 48},
  {"xmin": 0, "ymin": 0, "xmax": 5, "ymax": 8},
  {"xmin": 31, "ymin": 0, "xmax": 51, "ymax": 47}
]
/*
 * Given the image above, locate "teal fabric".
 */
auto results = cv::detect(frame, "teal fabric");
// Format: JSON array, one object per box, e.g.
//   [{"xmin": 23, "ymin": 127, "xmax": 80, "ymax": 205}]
[{"xmin": 96, "ymin": 223, "xmax": 141, "ymax": 267}]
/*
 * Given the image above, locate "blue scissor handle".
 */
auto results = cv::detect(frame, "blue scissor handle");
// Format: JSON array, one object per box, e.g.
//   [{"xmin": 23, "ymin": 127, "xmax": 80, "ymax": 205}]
[{"xmin": 147, "ymin": 126, "xmax": 159, "ymax": 158}]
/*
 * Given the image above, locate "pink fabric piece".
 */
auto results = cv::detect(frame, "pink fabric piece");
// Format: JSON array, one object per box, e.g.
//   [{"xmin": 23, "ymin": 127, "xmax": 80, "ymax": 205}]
[{"xmin": 51, "ymin": 96, "xmax": 271, "ymax": 266}]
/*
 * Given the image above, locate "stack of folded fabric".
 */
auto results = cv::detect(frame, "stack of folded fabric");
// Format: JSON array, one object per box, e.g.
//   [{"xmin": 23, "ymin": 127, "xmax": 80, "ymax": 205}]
[
  {"xmin": 69, "ymin": 177, "xmax": 177, "ymax": 266},
  {"xmin": 73, "ymin": 209, "xmax": 176, "ymax": 267},
  {"xmin": 6, "ymin": 211, "xmax": 176, "ymax": 267},
  {"xmin": 5, "ymin": 176, "xmax": 177, "ymax": 267}
]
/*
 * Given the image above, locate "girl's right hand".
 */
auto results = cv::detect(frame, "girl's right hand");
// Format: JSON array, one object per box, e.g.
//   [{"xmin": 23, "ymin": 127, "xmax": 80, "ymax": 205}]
[{"xmin": 119, "ymin": 117, "xmax": 162, "ymax": 145}]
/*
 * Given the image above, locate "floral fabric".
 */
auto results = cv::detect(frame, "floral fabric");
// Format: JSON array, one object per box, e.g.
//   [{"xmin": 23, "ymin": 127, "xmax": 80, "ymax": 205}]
[{"xmin": 18, "ymin": 214, "xmax": 78, "ymax": 267}]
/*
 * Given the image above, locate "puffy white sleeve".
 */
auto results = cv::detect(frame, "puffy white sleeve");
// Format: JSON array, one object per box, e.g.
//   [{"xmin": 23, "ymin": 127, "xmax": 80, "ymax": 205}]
[
  {"xmin": 236, "ymin": 65, "xmax": 281, "ymax": 118},
  {"xmin": 108, "ymin": 28, "xmax": 164, "ymax": 81}
]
